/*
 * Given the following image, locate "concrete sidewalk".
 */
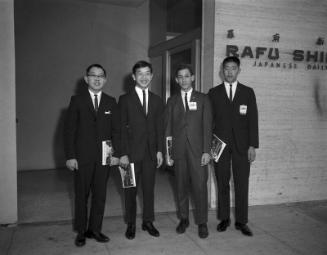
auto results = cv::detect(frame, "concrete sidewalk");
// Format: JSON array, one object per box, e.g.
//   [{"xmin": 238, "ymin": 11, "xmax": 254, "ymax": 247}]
[{"xmin": 1, "ymin": 201, "xmax": 327, "ymax": 255}]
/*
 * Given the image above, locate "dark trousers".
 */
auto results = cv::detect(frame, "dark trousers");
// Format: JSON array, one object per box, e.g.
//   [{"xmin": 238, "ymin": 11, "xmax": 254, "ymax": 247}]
[
  {"xmin": 124, "ymin": 150, "xmax": 156, "ymax": 224},
  {"xmin": 174, "ymin": 141, "xmax": 208, "ymax": 225},
  {"xmin": 74, "ymin": 162, "xmax": 110, "ymax": 233},
  {"xmin": 214, "ymin": 139, "xmax": 250, "ymax": 224}
]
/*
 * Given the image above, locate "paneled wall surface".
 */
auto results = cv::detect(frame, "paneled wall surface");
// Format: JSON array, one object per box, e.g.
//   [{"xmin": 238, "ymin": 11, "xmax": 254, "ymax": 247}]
[
  {"xmin": 212, "ymin": 0, "xmax": 327, "ymax": 205},
  {"xmin": 15, "ymin": 0, "xmax": 151, "ymax": 170},
  {"xmin": 0, "ymin": 0, "xmax": 17, "ymax": 224}
]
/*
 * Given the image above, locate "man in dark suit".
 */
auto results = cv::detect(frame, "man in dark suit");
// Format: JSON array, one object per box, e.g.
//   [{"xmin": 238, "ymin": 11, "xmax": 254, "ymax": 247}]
[
  {"xmin": 64, "ymin": 64, "xmax": 120, "ymax": 246},
  {"xmin": 164, "ymin": 64, "xmax": 212, "ymax": 238},
  {"xmin": 208, "ymin": 56, "xmax": 259, "ymax": 236},
  {"xmin": 119, "ymin": 60, "xmax": 164, "ymax": 240}
]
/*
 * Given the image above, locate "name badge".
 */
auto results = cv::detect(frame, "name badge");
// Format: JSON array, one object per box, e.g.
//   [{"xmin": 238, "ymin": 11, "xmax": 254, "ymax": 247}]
[
  {"xmin": 240, "ymin": 105, "xmax": 247, "ymax": 115},
  {"xmin": 189, "ymin": 102, "xmax": 197, "ymax": 111}
]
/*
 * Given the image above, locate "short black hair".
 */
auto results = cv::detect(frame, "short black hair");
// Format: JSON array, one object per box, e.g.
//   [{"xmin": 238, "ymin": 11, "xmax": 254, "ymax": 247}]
[
  {"xmin": 86, "ymin": 64, "xmax": 106, "ymax": 77},
  {"xmin": 132, "ymin": 60, "xmax": 153, "ymax": 74},
  {"xmin": 175, "ymin": 64, "xmax": 194, "ymax": 77},
  {"xmin": 222, "ymin": 56, "xmax": 240, "ymax": 68}
]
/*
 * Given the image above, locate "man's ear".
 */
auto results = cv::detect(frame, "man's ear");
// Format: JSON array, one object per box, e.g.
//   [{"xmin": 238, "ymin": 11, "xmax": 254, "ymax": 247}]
[
  {"xmin": 132, "ymin": 74, "xmax": 136, "ymax": 81},
  {"xmin": 191, "ymin": 75, "xmax": 195, "ymax": 82},
  {"xmin": 84, "ymin": 76, "xmax": 88, "ymax": 84}
]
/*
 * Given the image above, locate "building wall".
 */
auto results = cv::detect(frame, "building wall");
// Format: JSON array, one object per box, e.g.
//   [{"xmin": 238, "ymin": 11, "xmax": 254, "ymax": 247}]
[
  {"xmin": 208, "ymin": 0, "xmax": 327, "ymax": 205},
  {"xmin": 0, "ymin": 0, "xmax": 17, "ymax": 224},
  {"xmin": 15, "ymin": 0, "xmax": 151, "ymax": 170}
]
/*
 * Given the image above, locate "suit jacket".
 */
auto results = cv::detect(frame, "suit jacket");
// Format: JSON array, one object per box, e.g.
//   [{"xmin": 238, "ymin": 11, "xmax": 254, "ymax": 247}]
[
  {"xmin": 208, "ymin": 82, "xmax": 259, "ymax": 154},
  {"xmin": 165, "ymin": 90, "xmax": 212, "ymax": 159},
  {"xmin": 118, "ymin": 88, "xmax": 164, "ymax": 162},
  {"xmin": 64, "ymin": 90, "xmax": 120, "ymax": 165}
]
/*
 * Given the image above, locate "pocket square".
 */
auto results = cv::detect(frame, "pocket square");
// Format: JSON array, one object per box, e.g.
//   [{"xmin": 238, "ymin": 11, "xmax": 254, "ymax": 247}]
[{"xmin": 104, "ymin": 110, "xmax": 111, "ymax": 114}]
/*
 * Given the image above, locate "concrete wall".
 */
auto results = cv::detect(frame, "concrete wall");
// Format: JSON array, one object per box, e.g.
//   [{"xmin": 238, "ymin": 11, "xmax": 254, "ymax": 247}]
[
  {"xmin": 15, "ymin": 0, "xmax": 151, "ymax": 170},
  {"xmin": 0, "ymin": 0, "xmax": 18, "ymax": 224},
  {"xmin": 207, "ymin": 0, "xmax": 327, "ymax": 205}
]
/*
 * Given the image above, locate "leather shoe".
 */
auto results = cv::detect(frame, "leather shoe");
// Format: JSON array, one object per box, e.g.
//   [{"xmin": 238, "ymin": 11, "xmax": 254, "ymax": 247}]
[
  {"xmin": 125, "ymin": 223, "xmax": 136, "ymax": 240},
  {"xmin": 235, "ymin": 222, "xmax": 253, "ymax": 236},
  {"xmin": 198, "ymin": 223, "xmax": 208, "ymax": 238},
  {"xmin": 176, "ymin": 219, "xmax": 189, "ymax": 234},
  {"xmin": 217, "ymin": 219, "xmax": 230, "ymax": 232},
  {"xmin": 85, "ymin": 230, "xmax": 110, "ymax": 242},
  {"xmin": 142, "ymin": 222, "xmax": 160, "ymax": 237},
  {"xmin": 74, "ymin": 233, "xmax": 86, "ymax": 247}
]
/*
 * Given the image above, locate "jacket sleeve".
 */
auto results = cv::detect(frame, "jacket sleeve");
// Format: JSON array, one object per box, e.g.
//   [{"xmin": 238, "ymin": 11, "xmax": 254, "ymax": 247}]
[
  {"xmin": 110, "ymin": 98, "xmax": 121, "ymax": 157},
  {"xmin": 64, "ymin": 96, "xmax": 78, "ymax": 160},
  {"xmin": 156, "ymin": 98, "xmax": 165, "ymax": 154},
  {"xmin": 202, "ymin": 94, "xmax": 213, "ymax": 154},
  {"xmin": 248, "ymin": 88, "xmax": 259, "ymax": 148},
  {"xmin": 118, "ymin": 96, "xmax": 129, "ymax": 157}
]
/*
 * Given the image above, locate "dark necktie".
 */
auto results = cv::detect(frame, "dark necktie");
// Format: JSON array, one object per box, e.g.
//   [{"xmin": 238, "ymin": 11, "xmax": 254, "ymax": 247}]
[
  {"xmin": 229, "ymin": 84, "xmax": 233, "ymax": 102},
  {"xmin": 142, "ymin": 90, "xmax": 147, "ymax": 115},
  {"xmin": 94, "ymin": 94, "xmax": 99, "ymax": 112},
  {"xmin": 184, "ymin": 92, "xmax": 189, "ymax": 112}
]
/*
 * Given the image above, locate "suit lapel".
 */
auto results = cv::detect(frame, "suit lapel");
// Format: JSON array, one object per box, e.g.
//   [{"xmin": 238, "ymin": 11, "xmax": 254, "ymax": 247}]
[
  {"xmin": 83, "ymin": 92, "xmax": 97, "ymax": 117},
  {"xmin": 177, "ymin": 91, "xmax": 186, "ymax": 115},
  {"xmin": 131, "ymin": 89, "xmax": 146, "ymax": 117},
  {"xmin": 97, "ymin": 93, "xmax": 106, "ymax": 115},
  {"xmin": 232, "ymin": 82, "xmax": 242, "ymax": 105},
  {"xmin": 147, "ymin": 91, "xmax": 154, "ymax": 118}
]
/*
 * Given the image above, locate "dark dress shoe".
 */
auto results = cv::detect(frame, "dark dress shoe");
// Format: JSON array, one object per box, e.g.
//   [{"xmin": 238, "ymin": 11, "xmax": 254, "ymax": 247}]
[
  {"xmin": 142, "ymin": 222, "xmax": 160, "ymax": 237},
  {"xmin": 198, "ymin": 223, "xmax": 209, "ymax": 238},
  {"xmin": 75, "ymin": 233, "xmax": 86, "ymax": 247},
  {"xmin": 235, "ymin": 222, "xmax": 253, "ymax": 236},
  {"xmin": 176, "ymin": 219, "xmax": 190, "ymax": 234},
  {"xmin": 125, "ymin": 223, "xmax": 136, "ymax": 240},
  {"xmin": 85, "ymin": 230, "xmax": 110, "ymax": 242},
  {"xmin": 217, "ymin": 219, "xmax": 231, "ymax": 232}
]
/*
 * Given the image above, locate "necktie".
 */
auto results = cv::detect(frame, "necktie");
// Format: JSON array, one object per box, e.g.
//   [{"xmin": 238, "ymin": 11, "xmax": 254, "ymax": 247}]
[
  {"xmin": 94, "ymin": 94, "xmax": 99, "ymax": 112},
  {"xmin": 229, "ymin": 84, "xmax": 233, "ymax": 102},
  {"xmin": 142, "ymin": 89, "xmax": 147, "ymax": 115},
  {"xmin": 184, "ymin": 92, "xmax": 189, "ymax": 112}
]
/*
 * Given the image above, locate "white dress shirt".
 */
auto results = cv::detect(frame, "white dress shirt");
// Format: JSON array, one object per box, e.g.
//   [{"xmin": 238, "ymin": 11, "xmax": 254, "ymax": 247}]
[
  {"xmin": 181, "ymin": 87, "xmax": 193, "ymax": 110},
  {"xmin": 224, "ymin": 81, "xmax": 237, "ymax": 101},
  {"xmin": 135, "ymin": 86, "xmax": 148, "ymax": 114},
  {"xmin": 88, "ymin": 90, "xmax": 102, "ymax": 109}
]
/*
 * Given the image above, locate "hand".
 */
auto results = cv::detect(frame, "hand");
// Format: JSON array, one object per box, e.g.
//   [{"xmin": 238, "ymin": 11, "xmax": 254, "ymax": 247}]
[
  {"xmin": 66, "ymin": 159, "xmax": 78, "ymax": 171},
  {"xmin": 166, "ymin": 154, "xmax": 174, "ymax": 166},
  {"xmin": 120, "ymin": 155, "xmax": 129, "ymax": 168},
  {"xmin": 110, "ymin": 156, "xmax": 120, "ymax": 166},
  {"xmin": 248, "ymin": 146, "xmax": 256, "ymax": 163},
  {"xmin": 156, "ymin": 152, "xmax": 163, "ymax": 168},
  {"xmin": 201, "ymin": 153, "xmax": 211, "ymax": 166}
]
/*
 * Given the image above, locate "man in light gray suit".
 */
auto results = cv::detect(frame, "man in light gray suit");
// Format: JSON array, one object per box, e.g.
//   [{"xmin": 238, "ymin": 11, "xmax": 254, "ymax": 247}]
[{"xmin": 164, "ymin": 64, "xmax": 212, "ymax": 238}]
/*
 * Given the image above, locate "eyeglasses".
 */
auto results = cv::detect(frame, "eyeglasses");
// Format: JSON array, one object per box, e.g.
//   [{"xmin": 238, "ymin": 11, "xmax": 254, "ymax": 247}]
[
  {"xmin": 177, "ymin": 75, "xmax": 192, "ymax": 79},
  {"xmin": 87, "ymin": 74, "xmax": 106, "ymax": 79}
]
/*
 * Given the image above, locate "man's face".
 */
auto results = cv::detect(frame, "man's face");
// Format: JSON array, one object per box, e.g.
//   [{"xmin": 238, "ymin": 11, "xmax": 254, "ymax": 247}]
[
  {"xmin": 175, "ymin": 68, "xmax": 194, "ymax": 92},
  {"xmin": 84, "ymin": 67, "xmax": 106, "ymax": 93},
  {"xmin": 223, "ymin": 61, "xmax": 240, "ymax": 83},
  {"xmin": 133, "ymin": 66, "xmax": 153, "ymax": 89}
]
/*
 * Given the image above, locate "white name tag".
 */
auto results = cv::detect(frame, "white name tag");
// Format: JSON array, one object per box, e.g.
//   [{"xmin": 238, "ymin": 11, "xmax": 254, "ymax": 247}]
[
  {"xmin": 188, "ymin": 102, "xmax": 197, "ymax": 111},
  {"xmin": 240, "ymin": 105, "xmax": 247, "ymax": 115}
]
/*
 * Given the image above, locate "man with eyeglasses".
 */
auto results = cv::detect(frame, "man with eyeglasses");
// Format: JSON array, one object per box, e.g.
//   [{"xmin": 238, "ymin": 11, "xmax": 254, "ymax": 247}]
[
  {"xmin": 64, "ymin": 64, "xmax": 120, "ymax": 247},
  {"xmin": 164, "ymin": 64, "xmax": 212, "ymax": 238}
]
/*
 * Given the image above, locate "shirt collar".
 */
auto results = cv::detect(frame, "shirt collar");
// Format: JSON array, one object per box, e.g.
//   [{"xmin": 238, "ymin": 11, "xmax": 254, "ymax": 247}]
[
  {"xmin": 224, "ymin": 81, "xmax": 238, "ymax": 88},
  {"xmin": 135, "ymin": 86, "xmax": 148, "ymax": 94},
  {"xmin": 88, "ymin": 89, "xmax": 102, "ymax": 98},
  {"xmin": 181, "ymin": 87, "xmax": 193, "ymax": 96}
]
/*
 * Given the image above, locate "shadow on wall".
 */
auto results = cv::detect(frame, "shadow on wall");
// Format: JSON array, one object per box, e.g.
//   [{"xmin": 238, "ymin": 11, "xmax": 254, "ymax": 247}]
[
  {"xmin": 52, "ymin": 78, "xmax": 88, "ymax": 169},
  {"xmin": 122, "ymin": 74, "xmax": 135, "ymax": 94},
  {"xmin": 314, "ymin": 79, "xmax": 327, "ymax": 119}
]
